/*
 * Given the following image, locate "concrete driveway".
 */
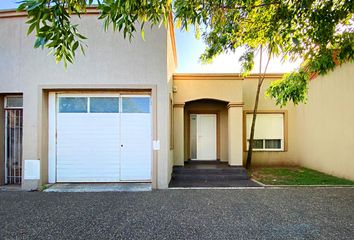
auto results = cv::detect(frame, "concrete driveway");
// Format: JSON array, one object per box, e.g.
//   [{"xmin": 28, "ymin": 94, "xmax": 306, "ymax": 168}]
[{"xmin": 0, "ymin": 188, "xmax": 353, "ymax": 240}]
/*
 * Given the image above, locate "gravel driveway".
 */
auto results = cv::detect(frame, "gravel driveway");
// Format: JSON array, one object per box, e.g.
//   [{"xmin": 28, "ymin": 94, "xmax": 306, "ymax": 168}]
[{"xmin": 0, "ymin": 188, "xmax": 353, "ymax": 240}]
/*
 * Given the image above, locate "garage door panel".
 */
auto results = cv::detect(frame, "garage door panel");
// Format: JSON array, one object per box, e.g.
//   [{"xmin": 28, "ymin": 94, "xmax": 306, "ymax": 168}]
[
  {"xmin": 55, "ymin": 95, "xmax": 152, "ymax": 183},
  {"xmin": 57, "ymin": 113, "xmax": 120, "ymax": 182},
  {"xmin": 120, "ymin": 113, "xmax": 152, "ymax": 181}
]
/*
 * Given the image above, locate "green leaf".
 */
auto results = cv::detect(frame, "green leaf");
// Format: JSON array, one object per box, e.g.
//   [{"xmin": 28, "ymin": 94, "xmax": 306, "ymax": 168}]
[
  {"xmin": 34, "ymin": 38, "xmax": 42, "ymax": 48},
  {"xmin": 76, "ymin": 33, "xmax": 87, "ymax": 40},
  {"xmin": 17, "ymin": 3, "xmax": 27, "ymax": 11},
  {"xmin": 72, "ymin": 41, "xmax": 79, "ymax": 52},
  {"xmin": 27, "ymin": 22, "xmax": 37, "ymax": 35}
]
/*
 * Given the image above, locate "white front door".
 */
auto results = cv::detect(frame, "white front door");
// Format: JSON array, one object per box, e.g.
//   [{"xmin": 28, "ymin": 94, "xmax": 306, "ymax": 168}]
[{"xmin": 190, "ymin": 114, "xmax": 217, "ymax": 160}]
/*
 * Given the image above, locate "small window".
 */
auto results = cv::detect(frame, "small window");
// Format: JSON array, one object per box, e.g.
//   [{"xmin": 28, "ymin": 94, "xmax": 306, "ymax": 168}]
[
  {"xmin": 265, "ymin": 139, "xmax": 281, "ymax": 149},
  {"xmin": 122, "ymin": 97, "xmax": 150, "ymax": 113},
  {"xmin": 246, "ymin": 113, "xmax": 284, "ymax": 151},
  {"xmin": 59, "ymin": 97, "xmax": 87, "ymax": 113},
  {"xmin": 5, "ymin": 96, "xmax": 23, "ymax": 108},
  {"xmin": 90, "ymin": 97, "xmax": 119, "ymax": 113}
]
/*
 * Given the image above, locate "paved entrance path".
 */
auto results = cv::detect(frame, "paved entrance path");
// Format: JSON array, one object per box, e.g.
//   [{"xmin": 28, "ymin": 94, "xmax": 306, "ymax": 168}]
[{"xmin": 0, "ymin": 188, "xmax": 353, "ymax": 239}]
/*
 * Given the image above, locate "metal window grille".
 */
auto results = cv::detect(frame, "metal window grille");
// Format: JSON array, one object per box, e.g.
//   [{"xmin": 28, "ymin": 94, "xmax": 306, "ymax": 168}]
[{"xmin": 4, "ymin": 107, "xmax": 23, "ymax": 184}]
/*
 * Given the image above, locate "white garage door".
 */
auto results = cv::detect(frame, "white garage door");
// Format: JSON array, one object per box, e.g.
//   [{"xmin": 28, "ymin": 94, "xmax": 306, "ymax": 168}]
[{"xmin": 56, "ymin": 94, "xmax": 152, "ymax": 182}]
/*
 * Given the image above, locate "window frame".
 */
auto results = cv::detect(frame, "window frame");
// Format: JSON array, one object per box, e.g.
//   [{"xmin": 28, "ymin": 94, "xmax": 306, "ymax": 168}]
[
  {"xmin": 243, "ymin": 110, "xmax": 288, "ymax": 152},
  {"xmin": 57, "ymin": 94, "xmax": 152, "ymax": 114},
  {"xmin": 247, "ymin": 139, "xmax": 283, "ymax": 151}
]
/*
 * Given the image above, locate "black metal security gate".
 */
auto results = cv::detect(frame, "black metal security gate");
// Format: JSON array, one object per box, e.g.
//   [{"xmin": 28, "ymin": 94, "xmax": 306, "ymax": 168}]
[{"xmin": 4, "ymin": 96, "xmax": 23, "ymax": 184}]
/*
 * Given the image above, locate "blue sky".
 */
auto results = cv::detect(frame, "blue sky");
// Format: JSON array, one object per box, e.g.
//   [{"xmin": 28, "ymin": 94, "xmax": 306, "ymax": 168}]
[
  {"xmin": 0, "ymin": 1, "xmax": 17, "ymax": 9},
  {"xmin": 0, "ymin": 1, "xmax": 300, "ymax": 73}
]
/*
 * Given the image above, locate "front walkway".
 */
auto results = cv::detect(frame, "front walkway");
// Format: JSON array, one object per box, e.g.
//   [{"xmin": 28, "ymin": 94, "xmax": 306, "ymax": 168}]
[{"xmin": 0, "ymin": 188, "xmax": 353, "ymax": 239}]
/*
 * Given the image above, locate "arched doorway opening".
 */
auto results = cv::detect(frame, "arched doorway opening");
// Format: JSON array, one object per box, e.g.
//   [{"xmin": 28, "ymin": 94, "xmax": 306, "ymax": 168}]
[{"xmin": 184, "ymin": 99, "xmax": 228, "ymax": 162}]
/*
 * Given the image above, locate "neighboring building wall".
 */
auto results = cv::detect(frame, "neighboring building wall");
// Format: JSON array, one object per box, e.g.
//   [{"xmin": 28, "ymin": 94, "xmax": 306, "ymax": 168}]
[
  {"xmin": 242, "ymin": 77, "xmax": 299, "ymax": 166},
  {"xmin": 0, "ymin": 14, "xmax": 171, "ymax": 189},
  {"xmin": 294, "ymin": 63, "xmax": 354, "ymax": 181}
]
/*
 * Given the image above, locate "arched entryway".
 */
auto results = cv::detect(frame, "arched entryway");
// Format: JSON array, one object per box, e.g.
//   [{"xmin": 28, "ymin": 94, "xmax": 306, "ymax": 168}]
[
  {"xmin": 173, "ymin": 98, "xmax": 243, "ymax": 167},
  {"xmin": 184, "ymin": 99, "xmax": 228, "ymax": 162}
]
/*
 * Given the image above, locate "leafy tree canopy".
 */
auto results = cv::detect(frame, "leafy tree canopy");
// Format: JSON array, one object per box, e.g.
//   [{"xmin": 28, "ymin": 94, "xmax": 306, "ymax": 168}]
[
  {"xmin": 17, "ymin": 0, "xmax": 354, "ymax": 106},
  {"xmin": 173, "ymin": 0, "xmax": 354, "ymax": 106}
]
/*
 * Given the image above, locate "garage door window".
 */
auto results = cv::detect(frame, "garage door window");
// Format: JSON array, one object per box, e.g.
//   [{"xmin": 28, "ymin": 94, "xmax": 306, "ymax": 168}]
[
  {"xmin": 90, "ymin": 97, "xmax": 119, "ymax": 113},
  {"xmin": 122, "ymin": 97, "xmax": 150, "ymax": 113},
  {"xmin": 59, "ymin": 97, "xmax": 87, "ymax": 113}
]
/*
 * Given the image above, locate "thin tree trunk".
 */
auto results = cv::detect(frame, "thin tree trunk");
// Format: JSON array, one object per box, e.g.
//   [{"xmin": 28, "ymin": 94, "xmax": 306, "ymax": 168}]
[
  {"xmin": 245, "ymin": 46, "xmax": 272, "ymax": 169},
  {"xmin": 245, "ymin": 78, "xmax": 262, "ymax": 169}
]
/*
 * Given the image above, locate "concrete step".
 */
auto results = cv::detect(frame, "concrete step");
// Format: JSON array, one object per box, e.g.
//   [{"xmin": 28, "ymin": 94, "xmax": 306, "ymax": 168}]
[
  {"xmin": 172, "ymin": 167, "xmax": 247, "ymax": 175},
  {"xmin": 171, "ymin": 173, "xmax": 249, "ymax": 181},
  {"xmin": 169, "ymin": 165, "xmax": 259, "ymax": 188},
  {"xmin": 169, "ymin": 179, "xmax": 260, "ymax": 188}
]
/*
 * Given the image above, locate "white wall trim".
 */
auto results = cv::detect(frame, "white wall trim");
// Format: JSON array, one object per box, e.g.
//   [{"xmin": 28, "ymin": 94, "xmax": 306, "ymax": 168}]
[{"xmin": 48, "ymin": 92, "xmax": 56, "ymax": 183}]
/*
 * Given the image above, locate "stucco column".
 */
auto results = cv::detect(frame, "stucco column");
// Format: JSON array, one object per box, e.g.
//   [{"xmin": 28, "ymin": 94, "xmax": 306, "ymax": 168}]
[
  {"xmin": 173, "ymin": 103, "xmax": 184, "ymax": 166},
  {"xmin": 227, "ymin": 102, "xmax": 244, "ymax": 166}
]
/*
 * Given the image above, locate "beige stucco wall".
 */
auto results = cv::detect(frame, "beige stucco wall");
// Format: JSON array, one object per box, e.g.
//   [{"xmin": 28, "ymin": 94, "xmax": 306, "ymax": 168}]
[
  {"xmin": 294, "ymin": 63, "xmax": 354, "ymax": 181},
  {"xmin": 0, "ymin": 15, "xmax": 172, "ymax": 188},
  {"xmin": 242, "ymin": 77, "xmax": 298, "ymax": 166},
  {"xmin": 166, "ymin": 22, "xmax": 177, "ymax": 183},
  {"xmin": 173, "ymin": 78, "xmax": 243, "ymax": 103}
]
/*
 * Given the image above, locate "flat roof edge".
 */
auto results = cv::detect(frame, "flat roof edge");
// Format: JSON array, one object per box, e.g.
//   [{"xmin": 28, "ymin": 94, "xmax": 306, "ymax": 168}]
[
  {"xmin": 0, "ymin": 6, "xmax": 103, "ymax": 18},
  {"xmin": 173, "ymin": 73, "xmax": 285, "ymax": 80}
]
